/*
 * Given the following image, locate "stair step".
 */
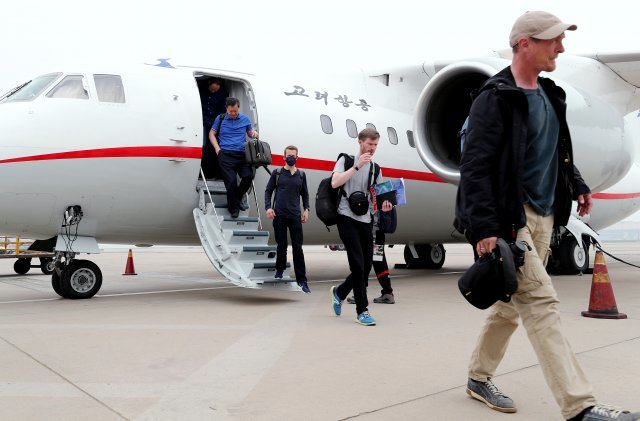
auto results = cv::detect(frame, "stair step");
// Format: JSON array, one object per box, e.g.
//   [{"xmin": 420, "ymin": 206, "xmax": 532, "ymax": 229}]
[
  {"xmin": 228, "ymin": 230, "xmax": 269, "ymax": 245},
  {"xmin": 230, "ymin": 245, "xmax": 277, "ymax": 262},
  {"xmin": 249, "ymin": 262, "xmax": 291, "ymax": 279},
  {"xmin": 197, "ymin": 179, "xmax": 227, "ymax": 194},
  {"xmin": 221, "ymin": 216, "xmax": 259, "ymax": 230}
]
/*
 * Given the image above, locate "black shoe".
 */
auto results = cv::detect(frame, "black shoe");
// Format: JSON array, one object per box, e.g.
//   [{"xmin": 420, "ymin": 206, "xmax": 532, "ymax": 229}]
[
  {"xmin": 230, "ymin": 210, "xmax": 239, "ymax": 218},
  {"xmin": 466, "ymin": 378, "xmax": 516, "ymax": 413},
  {"xmin": 582, "ymin": 404, "xmax": 640, "ymax": 421}
]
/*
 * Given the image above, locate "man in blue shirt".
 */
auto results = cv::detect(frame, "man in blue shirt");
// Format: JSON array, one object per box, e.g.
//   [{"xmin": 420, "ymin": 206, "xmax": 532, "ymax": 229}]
[
  {"xmin": 209, "ymin": 97, "xmax": 259, "ymax": 218},
  {"xmin": 264, "ymin": 145, "xmax": 310, "ymax": 293}
]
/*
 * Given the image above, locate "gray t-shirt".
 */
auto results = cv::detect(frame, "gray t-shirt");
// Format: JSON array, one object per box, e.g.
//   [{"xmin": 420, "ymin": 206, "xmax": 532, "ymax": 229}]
[
  {"xmin": 333, "ymin": 154, "xmax": 383, "ymax": 223},
  {"xmin": 522, "ymin": 87, "xmax": 559, "ymax": 216}
]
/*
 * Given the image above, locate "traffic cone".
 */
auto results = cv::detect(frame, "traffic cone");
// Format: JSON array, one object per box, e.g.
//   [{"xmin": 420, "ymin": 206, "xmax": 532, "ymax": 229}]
[
  {"xmin": 581, "ymin": 251, "xmax": 626, "ymax": 319},
  {"xmin": 123, "ymin": 249, "xmax": 137, "ymax": 276}
]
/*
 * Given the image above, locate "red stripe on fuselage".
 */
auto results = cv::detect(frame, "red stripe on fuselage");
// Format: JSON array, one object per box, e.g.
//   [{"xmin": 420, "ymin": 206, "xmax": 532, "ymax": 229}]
[
  {"xmin": 1, "ymin": 147, "xmax": 640, "ymax": 197},
  {"xmin": 0, "ymin": 146, "xmax": 203, "ymax": 164},
  {"xmin": 592, "ymin": 192, "xmax": 640, "ymax": 200}
]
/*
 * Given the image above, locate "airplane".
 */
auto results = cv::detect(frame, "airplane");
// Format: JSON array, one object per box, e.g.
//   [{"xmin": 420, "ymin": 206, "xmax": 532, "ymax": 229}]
[{"xmin": 0, "ymin": 51, "xmax": 639, "ymax": 298}]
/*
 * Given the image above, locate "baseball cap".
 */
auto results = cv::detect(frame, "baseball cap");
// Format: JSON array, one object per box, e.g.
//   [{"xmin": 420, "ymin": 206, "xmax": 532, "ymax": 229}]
[{"xmin": 509, "ymin": 11, "xmax": 577, "ymax": 47}]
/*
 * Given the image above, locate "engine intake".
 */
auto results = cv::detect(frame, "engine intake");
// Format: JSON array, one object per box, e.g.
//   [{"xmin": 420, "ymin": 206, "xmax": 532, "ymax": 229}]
[{"xmin": 413, "ymin": 61, "xmax": 502, "ymax": 184}]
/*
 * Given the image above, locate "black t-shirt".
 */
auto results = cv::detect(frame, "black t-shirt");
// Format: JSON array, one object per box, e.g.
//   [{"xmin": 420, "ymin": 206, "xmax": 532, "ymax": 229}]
[{"xmin": 264, "ymin": 169, "xmax": 310, "ymax": 218}]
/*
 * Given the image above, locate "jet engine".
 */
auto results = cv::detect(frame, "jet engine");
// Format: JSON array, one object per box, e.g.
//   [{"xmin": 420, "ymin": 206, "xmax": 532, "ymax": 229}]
[{"xmin": 413, "ymin": 57, "xmax": 634, "ymax": 191}]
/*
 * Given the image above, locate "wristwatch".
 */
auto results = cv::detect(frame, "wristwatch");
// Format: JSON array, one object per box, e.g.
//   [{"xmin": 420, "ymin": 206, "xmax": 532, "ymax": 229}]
[{"xmin": 353, "ymin": 166, "xmax": 359, "ymax": 171}]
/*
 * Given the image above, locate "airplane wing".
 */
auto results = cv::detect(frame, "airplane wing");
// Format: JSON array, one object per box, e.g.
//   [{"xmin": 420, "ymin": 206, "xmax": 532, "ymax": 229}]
[{"xmin": 585, "ymin": 52, "xmax": 640, "ymax": 88}]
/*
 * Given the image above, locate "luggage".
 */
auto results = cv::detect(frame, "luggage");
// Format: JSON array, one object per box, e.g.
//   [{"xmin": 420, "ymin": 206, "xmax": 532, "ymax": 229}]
[{"xmin": 245, "ymin": 138, "xmax": 272, "ymax": 167}]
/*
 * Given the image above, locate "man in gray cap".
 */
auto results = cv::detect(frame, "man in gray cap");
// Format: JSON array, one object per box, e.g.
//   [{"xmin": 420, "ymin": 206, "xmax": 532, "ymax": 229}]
[{"xmin": 455, "ymin": 10, "xmax": 639, "ymax": 421}]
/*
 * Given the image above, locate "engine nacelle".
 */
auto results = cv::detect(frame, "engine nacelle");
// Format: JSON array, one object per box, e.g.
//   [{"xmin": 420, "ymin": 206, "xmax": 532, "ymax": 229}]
[
  {"xmin": 414, "ymin": 60, "xmax": 501, "ymax": 185},
  {"xmin": 413, "ymin": 57, "xmax": 634, "ymax": 191}
]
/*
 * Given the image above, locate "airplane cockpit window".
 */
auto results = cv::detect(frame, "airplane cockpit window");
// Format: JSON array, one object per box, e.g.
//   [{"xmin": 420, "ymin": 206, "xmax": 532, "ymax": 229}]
[
  {"xmin": 94, "ymin": 74, "xmax": 125, "ymax": 103},
  {"xmin": 320, "ymin": 115, "xmax": 333, "ymax": 134},
  {"xmin": 0, "ymin": 73, "xmax": 61, "ymax": 103},
  {"xmin": 407, "ymin": 130, "xmax": 416, "ymax": 148},
  {"xmin": 46, "ymin": 75, "xmax": 89, "ymax": 99},
  {"xmin": 387, "ymin": 127, "xmax": 398, "ymax": 145},
  {"xmin": 346, "ymin": 119, "xmax": 358, "ymax": 138}
]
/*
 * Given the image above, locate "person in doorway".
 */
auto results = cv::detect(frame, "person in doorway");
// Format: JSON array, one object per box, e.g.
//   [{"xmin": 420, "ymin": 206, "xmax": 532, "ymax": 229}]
[
  {"xmin": 329, "ymin": 128, "xmax": 393, "ymax": 326},
  {"xmin": 200, "ymin": 78, "xmax": 227, "ymax": 179},
  {"xmin": 455, "ymin": 11, "xmax": 639, "ymax": 421},
  {"xmin": 264, "ymin": 145, "xmax": 310, "ymax": 293},
  {"xmin": 209, "ymin": 97, "xmax": 258, "ymax": 218}
]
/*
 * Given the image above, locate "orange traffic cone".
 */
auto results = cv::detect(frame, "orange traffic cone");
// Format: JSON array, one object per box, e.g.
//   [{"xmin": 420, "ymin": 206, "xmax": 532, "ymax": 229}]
[
  {"xmin": 581, "ymin": 251, "xmax": 626, "ymax": 319},
  {"xmin": 123, "ymin": 249, "xmax": 137, "ymax": 276}
]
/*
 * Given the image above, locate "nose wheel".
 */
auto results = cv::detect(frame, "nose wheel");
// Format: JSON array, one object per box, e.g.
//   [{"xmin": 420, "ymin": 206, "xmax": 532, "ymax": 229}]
[{"xmin": 51, "ymin": 259, "xmax": 103, "ymax": 299}]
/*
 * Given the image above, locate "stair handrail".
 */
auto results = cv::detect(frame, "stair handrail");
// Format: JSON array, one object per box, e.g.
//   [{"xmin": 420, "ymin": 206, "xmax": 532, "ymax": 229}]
[
  {"xmin": 250, "ymin": 180, "xmax": 263, "ymax": 231},
  {"xmin": 199, "ymin": 169, "xmax": 223, "ymax": 232}
]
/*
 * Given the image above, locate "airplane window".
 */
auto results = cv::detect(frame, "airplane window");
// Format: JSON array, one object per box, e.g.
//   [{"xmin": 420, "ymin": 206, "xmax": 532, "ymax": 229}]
[
  {"xmin": 46, "ymin": 75, "xmax": 89, "ymax": 99},
  {"xmin": 366, "ymin": 123, "xmax": 376, "ymax": 131},
  {"xmin": 94, "ymin": 74, "xmax": 125, "ymax": 103},
  {"xmin": 0, "ymin": 73, "xmax": 61, "ymax": 103},
  {"xmin": 320, "ymin": 115, "xmax": 333, "ymax": 134},
  {"xmin": 346, "ymin": 119, "xmax": 358, "ymax": 138},
  {"xmin": 407, "ymin": 130, "xmax": 416, "ymax": 148},
  {"xmin": 387, "ymin": 127, "xmax": 398, "ymax": 145}
]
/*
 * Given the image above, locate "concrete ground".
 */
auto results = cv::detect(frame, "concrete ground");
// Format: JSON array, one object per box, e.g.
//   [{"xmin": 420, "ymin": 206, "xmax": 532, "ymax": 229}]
[{"xmin": 0, "ymin": 243, "xmax": 638, "ymax": 421}]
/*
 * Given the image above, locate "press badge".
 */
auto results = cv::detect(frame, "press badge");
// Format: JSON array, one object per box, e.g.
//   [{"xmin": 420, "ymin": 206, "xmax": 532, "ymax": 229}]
[{"xmin": 373, "ymin": 244, "xmax": 384, "ymax": 261}]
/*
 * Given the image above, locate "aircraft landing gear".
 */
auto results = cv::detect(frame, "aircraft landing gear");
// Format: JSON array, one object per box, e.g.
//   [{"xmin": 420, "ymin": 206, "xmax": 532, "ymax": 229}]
[
  {"xmin": 403, "ymin": 243, "xmax": 446, "ymax": 269},
  {"xmin": 547, "ymin": 236, "xmax": 589, "ymax": 275},
  {"xmin": 51, "ymin": 253, "xmax": 103, "ymax": 299}
]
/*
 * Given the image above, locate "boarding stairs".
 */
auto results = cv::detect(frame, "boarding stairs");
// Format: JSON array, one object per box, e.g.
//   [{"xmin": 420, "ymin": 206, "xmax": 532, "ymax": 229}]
[{"xmin": 193, "ymin": 172, "xmax": 302, "ymax": 291}]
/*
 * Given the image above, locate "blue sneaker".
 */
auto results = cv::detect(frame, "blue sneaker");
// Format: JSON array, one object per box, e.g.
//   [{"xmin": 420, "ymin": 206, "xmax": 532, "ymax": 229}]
[
  {"xmin": 330, "ymin": 286, "xmax": 343, "ymax": 316},
  {"xmin": 298, "ymin": 280, "xmax": 311, "ymax": 293},
  {"xmin": 274, "ymin": 270, "xmax": 283, "ymax": 279},
  {"xmin": 356, "ymin": 311, "xmax": 376, "ymax": 326}
]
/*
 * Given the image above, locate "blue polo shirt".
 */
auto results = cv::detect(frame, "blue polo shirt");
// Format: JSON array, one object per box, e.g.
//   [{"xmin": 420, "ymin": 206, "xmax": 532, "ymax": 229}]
[{"xmin": 212, "ymin": 113, "xmax": 253, "ymax": 152}]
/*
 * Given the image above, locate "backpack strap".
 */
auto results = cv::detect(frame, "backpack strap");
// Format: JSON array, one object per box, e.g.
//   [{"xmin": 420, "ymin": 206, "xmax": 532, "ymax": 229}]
[
  {"xmin": 367, "ymin": 163, "xmax": 380, "ymax": 188},
  {"xmin": 215, "ymin": 113, "xmax": 226, "ymax": 134},
  {"xmin": 336, "ymin": 153, "xmax": 354, "ymax": 198},
  {"xmin": 272, "ymin": 167, "xmax": 282, "ymax": 208}
]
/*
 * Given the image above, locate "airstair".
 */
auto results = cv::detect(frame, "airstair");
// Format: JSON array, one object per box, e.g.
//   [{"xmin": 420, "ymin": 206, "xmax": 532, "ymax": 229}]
[{"xmin": 193, "ymin": 172, "xmax": 302, "ymax": 291}]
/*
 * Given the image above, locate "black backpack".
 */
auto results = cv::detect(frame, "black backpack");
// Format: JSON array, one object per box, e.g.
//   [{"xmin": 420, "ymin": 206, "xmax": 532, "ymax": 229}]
[{"xmin": 315, "ymin": 153, "xmax": 379, "ymax": 231}]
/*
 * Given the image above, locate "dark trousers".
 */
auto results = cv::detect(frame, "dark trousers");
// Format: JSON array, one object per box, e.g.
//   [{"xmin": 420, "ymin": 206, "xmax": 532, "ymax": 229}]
[
  {"xmin": 200, "ymin": 126, "xmax": 221, "ymax": 179},
  {"xmin": 273, "ymin": 216, "xmax": 306, "ymax": 281},
  {"xmin": 372, "ymin": 230, "xmax": 393, "ymax": 295},
  {"xmin": 218, "ymin": 150, "xmax": 254, "ymax": 213},
  {"xmin": 336, "ymin": 215, "xmax": 373, "ymax": 314}
]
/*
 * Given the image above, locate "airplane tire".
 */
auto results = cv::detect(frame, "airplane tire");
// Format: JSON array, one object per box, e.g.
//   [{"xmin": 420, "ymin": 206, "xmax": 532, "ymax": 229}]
[
  {"xmin": 14, "ymin": 258, "xmax": 31, "ymax": 275},
  {"xmin": 60, "ymin": 259, "xmax": 103, "ymax": 299},
  {"xmin": 51, "ymin": 271, "xmax": 66, "ymax": 298},
  {"xmin": 40, "ymin": 257, "xmax": 54, "ymax": 275},
  {"xmin": 558, "ymin": 237, "xmax": 589, "ymax": 275},
  {"xmin": 404, "ymin": 245, "xmax": 426, "ymax": 267},
  {"xmin": 424, "ymin": 244, "xmax": 446, "ymax": 269}
]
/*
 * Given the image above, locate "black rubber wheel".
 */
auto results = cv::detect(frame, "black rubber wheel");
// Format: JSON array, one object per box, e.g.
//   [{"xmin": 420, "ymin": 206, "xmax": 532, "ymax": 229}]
[
  {"xmin": 51, "ymin": 270, "xmax": 65, "ymax": 298},
  {"xmin": 403, "ymin": 245, "xmax": 422, "ymax": 267},
  {"xmin": 424, "ymin": 244, "xmax": 446, "ymax": 269},
  {"xmin": 13, "ymin": 258, "xmax": 31, "ymax": 275},
  {"xmin": 60, "ymin": 260, "xmax": 103, "ymax": 299},
  {"xmin": 558, "ymin": 237, "xmax": 589, "ymax": 275},
  {"xmin": 40, "ymin": 257, "xmax": 54, "ymax": 275}
]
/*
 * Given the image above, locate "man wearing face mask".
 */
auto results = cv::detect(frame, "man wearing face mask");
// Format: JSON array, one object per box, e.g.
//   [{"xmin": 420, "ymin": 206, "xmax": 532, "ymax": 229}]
[{"xmin": 264, "ymin": 146, "xmax": 311, "ymax": 293}]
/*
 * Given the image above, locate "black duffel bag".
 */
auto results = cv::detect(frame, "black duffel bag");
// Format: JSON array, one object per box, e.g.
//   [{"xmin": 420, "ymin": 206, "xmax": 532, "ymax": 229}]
[{"xmin": 245, "ymin": 138, "xmax": 272, "ymax": 167}]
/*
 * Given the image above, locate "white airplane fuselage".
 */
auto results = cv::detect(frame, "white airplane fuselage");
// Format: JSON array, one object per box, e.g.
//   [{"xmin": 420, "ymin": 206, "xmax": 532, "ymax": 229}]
[{"xmin": 1, "ymin": 55, "xmax": 639, "ymax": 247}]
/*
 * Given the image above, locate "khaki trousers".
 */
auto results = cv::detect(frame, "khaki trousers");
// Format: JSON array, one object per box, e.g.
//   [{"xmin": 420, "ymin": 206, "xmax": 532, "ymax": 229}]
[{"xmin": 468, "ymin": 205, "xmax": 597, "ymax": 419}]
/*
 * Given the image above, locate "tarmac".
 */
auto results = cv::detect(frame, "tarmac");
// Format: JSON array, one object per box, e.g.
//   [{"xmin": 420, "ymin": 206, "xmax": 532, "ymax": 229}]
[{"xmin": 0, "ymin": 243, "xmax": 638, "ymax": 421}]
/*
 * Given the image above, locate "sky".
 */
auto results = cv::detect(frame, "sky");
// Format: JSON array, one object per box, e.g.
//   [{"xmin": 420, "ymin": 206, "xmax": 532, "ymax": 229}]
[
  {"xmin": 1, "ymin": 0, "xmax": 638, "ymax": 93},
  {"xmin": 2, "ymin": 0, "xmax": 639, "ymax": 222}
]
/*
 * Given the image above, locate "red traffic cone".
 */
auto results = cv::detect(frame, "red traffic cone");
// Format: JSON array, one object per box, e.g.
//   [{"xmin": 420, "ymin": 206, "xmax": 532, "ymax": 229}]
[
  {"xmin": 123, "ymin": 249, "xmax": 137, "ymax": 276},
  {"xmin": 581, "ymin": 251, "xmax": 626, "ymax": 319}
]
